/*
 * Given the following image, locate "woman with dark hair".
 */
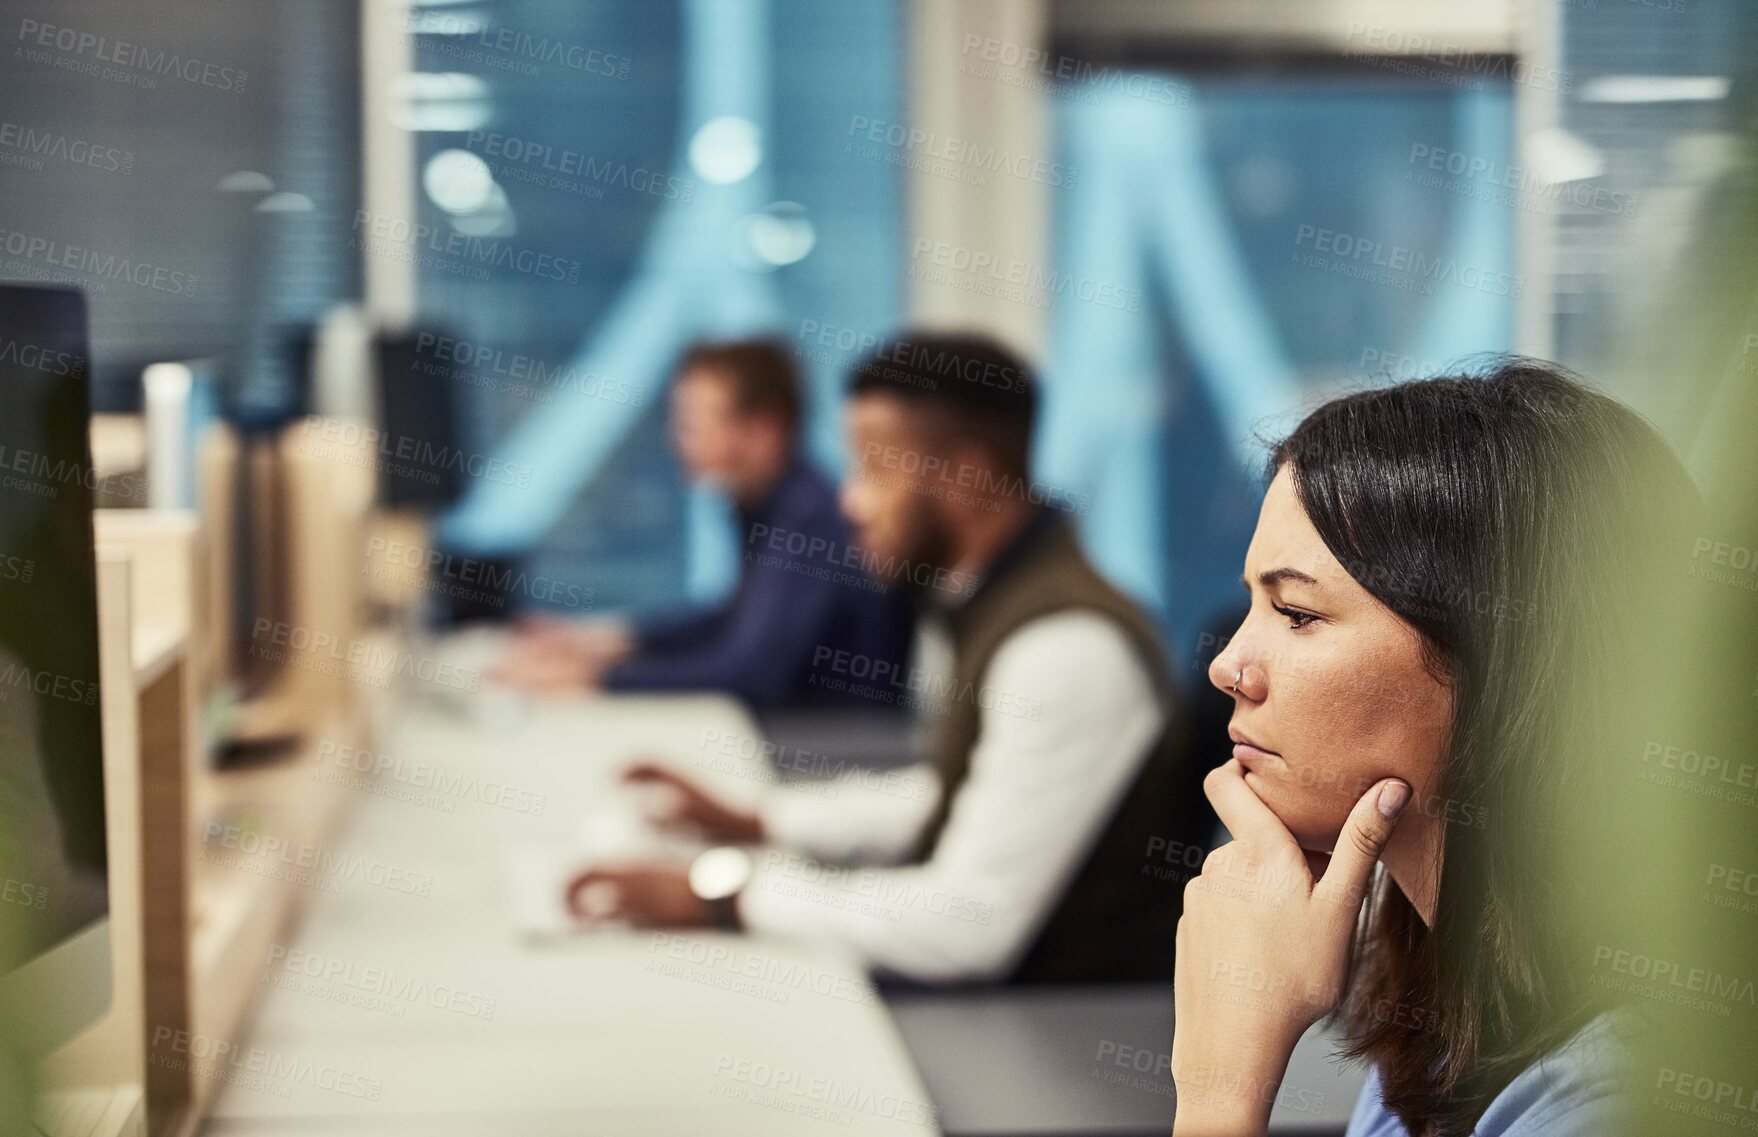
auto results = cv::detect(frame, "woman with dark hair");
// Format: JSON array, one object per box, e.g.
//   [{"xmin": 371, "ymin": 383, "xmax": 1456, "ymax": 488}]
[{"xmin": 1170, "ymin": 360, "xmax": 1697, "ymax": 1136}]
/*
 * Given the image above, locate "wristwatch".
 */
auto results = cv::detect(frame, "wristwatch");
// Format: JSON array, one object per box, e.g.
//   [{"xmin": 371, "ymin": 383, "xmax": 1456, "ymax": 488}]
[{"xmin": 688, "ymin": 846, "xmax": 754, "ymax": 930}]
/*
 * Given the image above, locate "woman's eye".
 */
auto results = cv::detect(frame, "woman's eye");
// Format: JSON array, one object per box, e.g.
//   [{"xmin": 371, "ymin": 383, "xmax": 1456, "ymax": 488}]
[{"xmin": 1272, "ymin": 604, "xmax": 1317, "ymax": 630}]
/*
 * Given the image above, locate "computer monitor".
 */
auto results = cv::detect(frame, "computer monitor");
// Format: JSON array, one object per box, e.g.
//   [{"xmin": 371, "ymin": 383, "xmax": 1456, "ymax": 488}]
[
  {"xmin": 373, "ymin": 328, "xmax": 467, "ymax": 510},
  {"xmin": 0, "ymin": 284, "xmax": 112, "ymax": 1061}
]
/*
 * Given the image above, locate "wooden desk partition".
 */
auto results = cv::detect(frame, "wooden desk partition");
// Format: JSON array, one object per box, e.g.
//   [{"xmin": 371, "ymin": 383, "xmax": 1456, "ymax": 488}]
[
  {"xmin": 95, "ymin": 515, "xmax": 201, "ymax": 1137},
  {"xmin": 40, "ymin": 418, "xmax": 380, "ymax": 1137},
  {"xmin": 226, "ymin": 417, "xmax": 373, "ymax": 745}
]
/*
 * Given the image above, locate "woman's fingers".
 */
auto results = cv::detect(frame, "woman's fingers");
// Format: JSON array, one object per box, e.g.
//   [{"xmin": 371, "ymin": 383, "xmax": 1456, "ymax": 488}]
[
  {"xmin": 1203, "ymin": 759, "xmax": 1302, "ymax": 855},
  {"xmin": 1172, "ymin": 770, "xmax": 1412, "ymax": 1123},
  {"xmin": 1312, "ymin": 778, "xmax": 1409, "ymax": 907}
]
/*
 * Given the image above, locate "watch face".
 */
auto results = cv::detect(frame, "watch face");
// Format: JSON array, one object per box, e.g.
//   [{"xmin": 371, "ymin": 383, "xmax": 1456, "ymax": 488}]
[{"xmin": 689, "ymin": 846, "xmax": 753, "ymax": 902}]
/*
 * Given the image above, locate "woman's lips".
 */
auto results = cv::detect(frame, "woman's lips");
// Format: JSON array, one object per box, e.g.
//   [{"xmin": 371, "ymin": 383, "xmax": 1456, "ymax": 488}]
[
  {"xmin": 1231, "ymin": 741, "xmax": 1281, "ymax": 765},
  {"xmin": 1228, "ymin": 729, "xmax": 1281, "ymax": 767}
]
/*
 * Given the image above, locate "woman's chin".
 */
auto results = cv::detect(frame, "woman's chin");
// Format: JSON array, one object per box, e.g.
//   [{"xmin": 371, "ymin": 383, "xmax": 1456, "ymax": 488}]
[
  {"xmin": 1292, "ymin": 828, "xmax": 1343, "ymax": 855},
  {"xmin": 1241, "ymin": 770, "xmax": 1346, "ymax": 852}
]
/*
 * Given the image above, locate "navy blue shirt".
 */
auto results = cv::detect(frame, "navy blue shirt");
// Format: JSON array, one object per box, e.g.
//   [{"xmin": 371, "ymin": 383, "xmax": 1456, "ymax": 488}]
[{"xmin": 602, "ymin": 459, "xmax": 914, "ymax": 710}]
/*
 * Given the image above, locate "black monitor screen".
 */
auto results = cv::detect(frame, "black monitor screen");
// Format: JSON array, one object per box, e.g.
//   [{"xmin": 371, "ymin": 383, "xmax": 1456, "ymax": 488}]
[
  {"xmin": 0, "ymin": 285, "xmax": 108, "ymax": 976},
  {"xmin": 374, "ymin": 329, "xmax": 467, "ymax": 510}
]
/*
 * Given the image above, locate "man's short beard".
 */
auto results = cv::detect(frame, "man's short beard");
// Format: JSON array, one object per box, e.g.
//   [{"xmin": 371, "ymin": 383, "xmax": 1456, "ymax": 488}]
[{"xmin": 898, "ymin": 498, "xmax": 959, "ymax": 579}]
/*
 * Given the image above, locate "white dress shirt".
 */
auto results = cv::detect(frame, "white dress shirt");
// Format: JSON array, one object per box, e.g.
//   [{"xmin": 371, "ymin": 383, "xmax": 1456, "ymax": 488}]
[{"xmin": 739, "ymin": 610, "xmax": 1165, "ymax": 984}]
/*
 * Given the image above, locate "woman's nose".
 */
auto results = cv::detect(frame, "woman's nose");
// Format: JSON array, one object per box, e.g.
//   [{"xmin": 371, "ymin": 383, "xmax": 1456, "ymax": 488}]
[
  {"xmin": 1208, "ymin": 642, "xmax": 1240, "ymax": 696},
  {"xmin": 1209, "ymin": 643, "xmax": 1264, "ymax": 702}
]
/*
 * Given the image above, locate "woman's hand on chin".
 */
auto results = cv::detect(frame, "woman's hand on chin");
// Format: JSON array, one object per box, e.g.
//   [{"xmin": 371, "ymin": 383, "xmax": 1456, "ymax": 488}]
[{"xmin": 1170, "ymin": 758, "xmax": 1410, "ymax": 1137}]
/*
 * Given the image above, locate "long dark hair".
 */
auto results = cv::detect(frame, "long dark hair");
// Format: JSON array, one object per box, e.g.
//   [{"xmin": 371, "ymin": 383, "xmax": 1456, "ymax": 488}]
[{"xmin": 1269, "ymin": 359, "xmax": 1697, "ymax": 1135}]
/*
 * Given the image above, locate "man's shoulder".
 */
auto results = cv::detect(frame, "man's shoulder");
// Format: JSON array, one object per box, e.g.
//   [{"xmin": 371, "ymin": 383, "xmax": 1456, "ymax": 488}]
[
  {"xmin": 986, "ymin": 610, "xmax": 1157, "ymax": 699},
  {"xmin": 769, "ymin": 459, "xmax": 846, "ymax": 530}
]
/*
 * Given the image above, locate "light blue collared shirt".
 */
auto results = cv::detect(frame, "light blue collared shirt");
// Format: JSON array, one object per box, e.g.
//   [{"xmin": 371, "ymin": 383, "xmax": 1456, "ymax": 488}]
[{"xmin": 1344, "ymin": 1013, "xmax": 1636, "ymax": 1136}]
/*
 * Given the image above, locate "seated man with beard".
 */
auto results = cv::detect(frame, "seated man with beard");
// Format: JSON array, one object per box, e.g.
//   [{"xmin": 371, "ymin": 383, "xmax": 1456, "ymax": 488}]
[{"xmin": 566, "ymin": 332, "xmax": 1216, "ymax": 984}]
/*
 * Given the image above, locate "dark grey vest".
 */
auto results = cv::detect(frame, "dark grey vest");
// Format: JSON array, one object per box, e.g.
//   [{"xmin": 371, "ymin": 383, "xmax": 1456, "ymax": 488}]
[{"xmin": 912, "ymin": 515, "xmax": 1216, "ymax": 983}]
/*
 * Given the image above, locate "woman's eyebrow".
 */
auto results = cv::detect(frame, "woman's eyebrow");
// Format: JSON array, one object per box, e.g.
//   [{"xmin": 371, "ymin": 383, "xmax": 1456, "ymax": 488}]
[{"xmin": 1255, "ymin": 566, "xmax": 1322, "ymax": 589}]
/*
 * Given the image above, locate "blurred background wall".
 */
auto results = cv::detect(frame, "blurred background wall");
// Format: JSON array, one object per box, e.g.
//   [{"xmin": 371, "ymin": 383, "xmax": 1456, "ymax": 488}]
[{"xmin": 3, "ymin": 0, "xmax": 1753, "ymax": 665}]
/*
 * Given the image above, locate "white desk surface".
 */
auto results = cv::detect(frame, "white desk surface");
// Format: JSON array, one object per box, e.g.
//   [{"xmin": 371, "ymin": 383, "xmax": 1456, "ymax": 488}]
[
  {"xmin": 198, "ymin": 635, "xmax": 1370, "ymax": 1137},
  {"xmin": 202, "ymin": 686, "xmax": 940, "ymax": 1137},
  {"xmin": 888, "ymin": 984, "xmax": 1367, "ymax": 1135}
]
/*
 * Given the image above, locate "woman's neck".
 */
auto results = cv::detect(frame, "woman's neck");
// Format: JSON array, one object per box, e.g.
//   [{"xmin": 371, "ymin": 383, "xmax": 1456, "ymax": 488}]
[{"xmin": 1379, "ymin": 811, "xmax": 1441, "ymax": 925}]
